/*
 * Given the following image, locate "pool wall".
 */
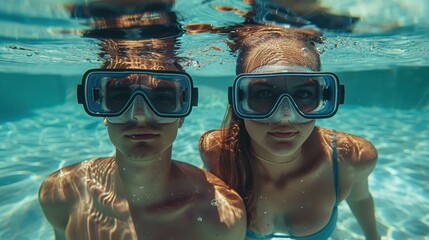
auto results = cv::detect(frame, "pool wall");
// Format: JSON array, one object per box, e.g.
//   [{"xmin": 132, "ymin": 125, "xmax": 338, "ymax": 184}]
[
  {"xmin": 1, "ymin": 66, "xmax": 428, "ymax": 121},
  {"xmin": 1, "ymin": 73, "xmax": 77, "ymax": 121},
  {"xmin": 338, "ymin": 66, "xmax": 429, "ymax": 109}
]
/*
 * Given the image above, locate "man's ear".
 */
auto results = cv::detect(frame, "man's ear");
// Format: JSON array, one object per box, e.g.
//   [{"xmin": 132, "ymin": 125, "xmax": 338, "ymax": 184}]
[{"xmin": 178, "ymin": 118, "xmax": 184, "ymax": 128}]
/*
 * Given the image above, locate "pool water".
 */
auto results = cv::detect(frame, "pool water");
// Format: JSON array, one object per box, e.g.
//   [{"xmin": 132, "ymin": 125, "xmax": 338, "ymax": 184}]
[{"xmin": 1, "ymin": 0, "xmax": 428, "ymax": 239}]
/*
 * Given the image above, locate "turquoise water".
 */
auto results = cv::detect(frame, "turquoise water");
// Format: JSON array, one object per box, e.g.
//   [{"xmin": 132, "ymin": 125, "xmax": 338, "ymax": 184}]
[{"xmin": 1, "ymin": 0, "xmax": 428, "ymax": 239}]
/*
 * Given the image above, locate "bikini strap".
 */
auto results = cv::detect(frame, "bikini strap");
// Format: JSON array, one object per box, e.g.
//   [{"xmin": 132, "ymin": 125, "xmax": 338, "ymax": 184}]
[{"xmin": 332, "ymin": 129, "xmax": 340, "ymax": 206}]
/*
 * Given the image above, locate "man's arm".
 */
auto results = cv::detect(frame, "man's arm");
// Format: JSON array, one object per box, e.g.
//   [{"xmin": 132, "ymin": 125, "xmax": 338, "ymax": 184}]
[{"xmin": 38, "ymin": 170, "xmax": 75, "ymax": 240}]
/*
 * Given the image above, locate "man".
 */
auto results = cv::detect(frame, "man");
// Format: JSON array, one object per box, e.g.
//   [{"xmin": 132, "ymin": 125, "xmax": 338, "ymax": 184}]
[
  {"xmin": 38, "ymin": 67, "xmax": 246, "ymax": 240},
  {"xmin": 39, "ymin": 2, "xmax": 246, "ymax": 239}
]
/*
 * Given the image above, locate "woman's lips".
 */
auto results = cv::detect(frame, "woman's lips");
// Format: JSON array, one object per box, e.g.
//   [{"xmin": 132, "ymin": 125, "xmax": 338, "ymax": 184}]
[{"xmin": 269, "ymin": 131, "xmax": 298, "ymax": 139}]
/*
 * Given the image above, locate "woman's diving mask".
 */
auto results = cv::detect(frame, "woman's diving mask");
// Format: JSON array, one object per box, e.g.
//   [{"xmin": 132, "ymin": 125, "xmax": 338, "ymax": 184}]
[
  {"xmin": 229, "ymin": 65, "xmax": 345, "ymax": 123},
  {"xmin": 77, "ymin": 69, "xmax": 198, "ymax": 124}
]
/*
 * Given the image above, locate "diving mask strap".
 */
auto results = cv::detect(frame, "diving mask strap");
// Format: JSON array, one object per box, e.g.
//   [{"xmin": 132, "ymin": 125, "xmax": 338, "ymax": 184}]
[{"xmin": 250, "ymin": 64, "xmax": 314, "ymax": 73}]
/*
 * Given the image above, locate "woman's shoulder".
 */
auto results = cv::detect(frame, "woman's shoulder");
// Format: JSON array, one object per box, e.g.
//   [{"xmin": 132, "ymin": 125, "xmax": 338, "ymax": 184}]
[
  {"xmin": 198, "ymin": 129, "xmax": 224, "ymax": 175},
  {"xmin": 314, "ymin": 127, "xmax": 376, "ymax": 164},
  {"xmin": 199, "ymin": 129, "xmax": 223, "ymax": 151},
  {"xmin": 318, "ymin": 128, "xmax": 378, "ymax": 177},
  {"xmin": 336, "ymin": 130, "xmax": 377, "ymax": 161}
]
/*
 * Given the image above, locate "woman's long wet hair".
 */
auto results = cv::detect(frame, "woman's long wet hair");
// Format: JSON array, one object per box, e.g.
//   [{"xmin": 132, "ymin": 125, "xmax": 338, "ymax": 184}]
[{"xmin": 218, "ymin": 25, "xmax": 323, "ymax": 226}]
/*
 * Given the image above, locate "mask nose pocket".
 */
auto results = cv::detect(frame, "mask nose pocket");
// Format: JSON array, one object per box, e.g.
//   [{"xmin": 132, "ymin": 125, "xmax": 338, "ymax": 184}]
[
  {"xmin": 268, "ymin": 97, "xmax": 293, "ymax": 121},
  {"xmin": 128, "ymin": 94, "xmax": 160, "ymax": 121},
  {"xmin": 263, "ymin": 96, "xmax": 311, "ymax": 123},
  {"xmin": 131, "ymin": 95, "xmax": 149, "ymax": 114},
  {"xmin": 106, "ymin": 94, "xmax": 155, "ymax": 124},
  {"xmin": 278, "ymin": 97, "xmax": 293, "ymax": 116}
]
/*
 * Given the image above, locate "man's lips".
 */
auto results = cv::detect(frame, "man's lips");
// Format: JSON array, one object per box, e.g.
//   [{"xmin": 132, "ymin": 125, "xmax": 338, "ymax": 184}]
[{"xmin": 125, "ymin": 133, "xmax": 159, "ymax": 140}]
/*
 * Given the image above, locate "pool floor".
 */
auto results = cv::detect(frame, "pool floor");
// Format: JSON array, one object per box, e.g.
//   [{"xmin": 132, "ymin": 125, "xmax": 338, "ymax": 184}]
[{"xmin": 0, "ymin": 85, "xmax": 428, "ymax": 239}]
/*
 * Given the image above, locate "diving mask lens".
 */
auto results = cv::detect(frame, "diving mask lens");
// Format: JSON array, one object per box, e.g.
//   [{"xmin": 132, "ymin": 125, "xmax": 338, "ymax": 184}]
[
  {"xmin": 230, "ymin": 72, "xmax": 344, "ymax": 121},
  {"xmin": 106, "ymin": 95, "xmax": 178, "ymax": 124},
  {"xmin": 77, "ymin": 69, "xmax": 198, "ymax": 121}
]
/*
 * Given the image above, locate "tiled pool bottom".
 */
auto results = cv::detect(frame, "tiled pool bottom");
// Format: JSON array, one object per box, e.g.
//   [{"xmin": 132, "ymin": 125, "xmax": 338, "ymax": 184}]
[{"xmin": 0, "ymin": 85, "xmax": 428, "ymax": 240}]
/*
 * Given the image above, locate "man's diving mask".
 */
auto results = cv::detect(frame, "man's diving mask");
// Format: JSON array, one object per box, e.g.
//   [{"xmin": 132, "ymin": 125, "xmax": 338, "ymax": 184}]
[
  {"xmin": 228, "ymin": 70, "xmax": 345, "ymax": 123},
  {"xmin": 77, "ymin": 69, "xmax": 198, "ymax": 124}
]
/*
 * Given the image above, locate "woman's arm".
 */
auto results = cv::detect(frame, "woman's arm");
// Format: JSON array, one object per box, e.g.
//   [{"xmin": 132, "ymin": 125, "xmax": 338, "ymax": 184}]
[
  {"xmin": 341, "ymin": 133, "xmax": 380, "ymax": 240},
  {"xmin": 346, "ymin": 178, "xmax": 380, "ymax": 240}
]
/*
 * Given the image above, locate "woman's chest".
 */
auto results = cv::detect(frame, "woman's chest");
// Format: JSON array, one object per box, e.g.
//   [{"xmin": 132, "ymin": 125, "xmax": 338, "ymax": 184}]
[{"xmin": 250, "ymin": 168, "xmax": 337, "ymax": 236}]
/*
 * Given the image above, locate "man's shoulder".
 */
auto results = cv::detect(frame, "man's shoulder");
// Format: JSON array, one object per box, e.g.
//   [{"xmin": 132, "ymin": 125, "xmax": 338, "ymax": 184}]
[
  {"xmin": 173, "ymin": 160, "xmax": 229, "ymax": 189},
  {"xmin": 39, "ymin": 157, "xmax": 112, "ymax": 203},
  {"xmin": 173, "ymin": 161, "xmax": 244, "ymax": 208},
  {"xmin": 173, "ymin": 161, "xmax": 246, "ymax": 216},
  {"xmin": 173, "ymin": 161, "xmax": 247, "ymax": 239}
]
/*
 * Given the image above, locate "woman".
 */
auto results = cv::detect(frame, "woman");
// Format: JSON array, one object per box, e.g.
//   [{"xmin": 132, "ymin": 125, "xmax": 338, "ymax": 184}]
[{"xmin": 199, "ymin": 25, "xmax": 380, "ymax": 240}]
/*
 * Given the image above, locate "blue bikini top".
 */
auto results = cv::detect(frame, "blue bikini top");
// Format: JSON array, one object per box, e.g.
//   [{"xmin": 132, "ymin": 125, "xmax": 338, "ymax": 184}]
[{"xmin": 246, "ymin": 130, "xmax": 339, "ymax": 240}]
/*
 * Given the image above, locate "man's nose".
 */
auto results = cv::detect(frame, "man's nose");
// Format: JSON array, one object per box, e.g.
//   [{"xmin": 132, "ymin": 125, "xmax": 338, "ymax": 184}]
[
  {"xmin": 130, "ymin": 95, "xmax": 153, "ymax": 122},
  {"xmin": 132, "ymin": 95, "xmax": 148, "ymax": 114}
]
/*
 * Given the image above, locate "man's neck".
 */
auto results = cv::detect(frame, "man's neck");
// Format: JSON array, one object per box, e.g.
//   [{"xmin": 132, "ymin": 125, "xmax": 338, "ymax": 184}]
[{"xmin": 114, "ymin": 150, "xmax": 173, "ymax": 207}]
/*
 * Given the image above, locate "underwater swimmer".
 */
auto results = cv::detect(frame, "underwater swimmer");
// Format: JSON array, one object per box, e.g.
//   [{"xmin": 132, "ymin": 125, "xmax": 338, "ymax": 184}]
[
  {"xmin": 199, "ymin": 25, "xmax": 380, "ymax": 240},
  {"xmin": 38, "ymin": 67, "xmax": 246, "ymax": 240},
  {"xmin": 39, "ymin": 3, "xmax": 246, "ymax": 238}
]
